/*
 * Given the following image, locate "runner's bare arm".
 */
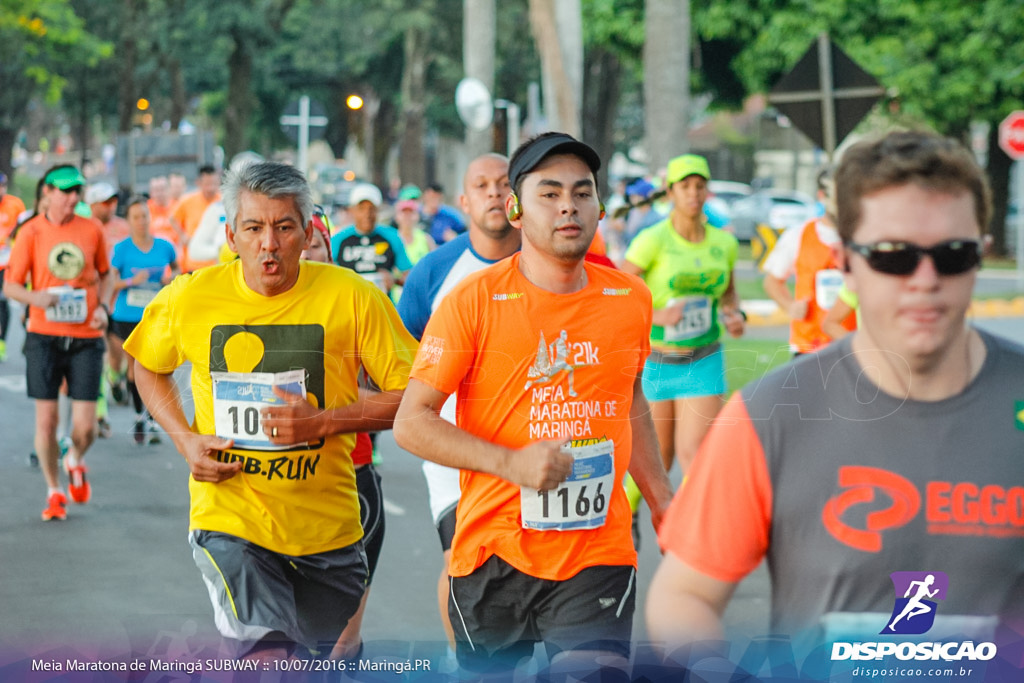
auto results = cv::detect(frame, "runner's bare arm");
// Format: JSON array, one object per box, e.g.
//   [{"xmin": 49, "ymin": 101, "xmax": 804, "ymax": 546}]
[
  {"xmin": 627, "ymin": 376, "xmax": 673, "ymax": 531},
  {"xmin": 261, "ymin": 385, "xmax": 405, "ymax": 445},
  {"xmin": 719, "ymin": 273, "xmax": 745, "ymax": 338},
  {"xmin": 621, "ymin": 260, "xmax": 685, "ymax": 327},
  {"xmin": 762, "ymin": 273, "xmax": 807, "ymax": 320},
  {"xmin": 646, "ymin": 552, "xmax": 737, "ymax": 647},
  {"xmin": 2, "ymin": 278, "xmax": 58, "ymax": 308},
  {"xmin": 394, "ymin": 378, "xmax": 572, "ymax": 491},
  {"xmin": 133, "ymin": 361, "xmax": 241, "ymax": 482}
]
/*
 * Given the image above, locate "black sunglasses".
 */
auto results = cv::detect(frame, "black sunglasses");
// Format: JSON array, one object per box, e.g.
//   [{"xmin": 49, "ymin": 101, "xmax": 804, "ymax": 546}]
[{"xmin": 847, "ymin": 239, "xmax": 982, "ymax": 276}]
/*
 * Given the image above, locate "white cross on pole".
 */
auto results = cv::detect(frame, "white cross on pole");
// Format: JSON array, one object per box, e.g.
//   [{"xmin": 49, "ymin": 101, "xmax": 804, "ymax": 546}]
[{"xmin": 280, "ymin": 95, "xmax": 328, "ymax": 179}]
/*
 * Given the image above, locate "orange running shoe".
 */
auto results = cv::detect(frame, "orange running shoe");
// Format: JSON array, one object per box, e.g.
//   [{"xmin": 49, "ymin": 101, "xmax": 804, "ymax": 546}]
[
  {"xmin": 42, "ymin": 492, "xmax": 68, "ymax": 521},
  {"xmin": 65, "ymin": 460, "xmax": 92, "ymax": 504}
]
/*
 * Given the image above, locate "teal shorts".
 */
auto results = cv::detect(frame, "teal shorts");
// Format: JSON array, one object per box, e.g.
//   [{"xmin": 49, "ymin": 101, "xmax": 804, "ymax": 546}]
[{"xmin": 641, "ymin": 344, "xmax": 726, "ymax": 402}]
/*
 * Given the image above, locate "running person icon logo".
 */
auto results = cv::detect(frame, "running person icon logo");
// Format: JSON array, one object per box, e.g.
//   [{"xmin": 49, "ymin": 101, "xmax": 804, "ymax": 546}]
[
  {"xmin": 882, "ymin": 571, "xmax": 949, "ymax": 635},
  {"xmin": 523, "ymin": 330, "xmax": 599, "ymax": 398}
]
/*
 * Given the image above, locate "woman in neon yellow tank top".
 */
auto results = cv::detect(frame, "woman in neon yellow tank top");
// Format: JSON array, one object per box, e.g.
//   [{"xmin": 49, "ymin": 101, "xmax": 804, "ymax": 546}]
[{"xmin": 623, "ymin": 154, "xmax": 746, "ymax": 483}]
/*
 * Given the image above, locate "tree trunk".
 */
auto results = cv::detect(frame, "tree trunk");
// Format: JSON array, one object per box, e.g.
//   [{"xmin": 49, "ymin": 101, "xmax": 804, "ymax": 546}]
[
  {"xmin": 168, "ymin": 58, "xmax": 187, "ymax": 131},
  {"xmin": 371, "ymin": 96, "xmax": 395, "ymax": 190},
  {"xmin": 399, "ymin": 24, "xmax": 429, "ymax": 188},
  {"xmin": 0, "ymin": 127, "xmax": 15, "ymax": 184},
  {"xmin": 583, "ymin": 49, "xmax": 622, "ymax": 195},
  {"xmin": 528, "ymin": 0, "xmax": 583, "ymax": 137},
  {"xmin": 117, "ymin": 0, "xmax": 138, "ymax": 132},
  {"xmin": 987, "ymin": 121, "xmax": 1011, "ymax": 257},
  {"xmin": 643, "ymin": 0, "xmax": 690, "ymax": 173},
  {"xmin": 224, "ymin": 35, "xmax": 253, "ymax": 160},
  {"xmin": 464, "ymin": 0, "xmax": 496, "ymax": 157}
]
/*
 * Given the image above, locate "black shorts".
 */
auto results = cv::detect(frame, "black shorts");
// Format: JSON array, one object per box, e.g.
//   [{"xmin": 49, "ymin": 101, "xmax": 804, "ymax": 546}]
[
  {"xmin": 108, "ymin": 319, "xmax": 138, "ymax": 344},
  {"xmin": 189, "ymin": 530, "xmax": 367, "ymax": 658},
  {"xmin": 355, "ymin": 463, "xmax": 385, "ymax": 583},
  {"xmin": 448, "ymin": 555, "xmax": 635, "ymax": 673},
  {"xmin": 24, "ymin": 332, "xmax": 105, "ymax": 401},
  {"xmin": 437, "ymin": 502, "xmax": 457, "ymax": 552}
]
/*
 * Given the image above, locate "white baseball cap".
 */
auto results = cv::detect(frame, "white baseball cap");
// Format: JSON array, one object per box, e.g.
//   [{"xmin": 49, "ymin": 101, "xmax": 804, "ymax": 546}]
[
  {"xmin": 347, "ymin": 183, "xmax": 382, "ymax": 208},
  {"xmin": 85, "ymin": 182, "xmax": 117, "ymax": 205}
]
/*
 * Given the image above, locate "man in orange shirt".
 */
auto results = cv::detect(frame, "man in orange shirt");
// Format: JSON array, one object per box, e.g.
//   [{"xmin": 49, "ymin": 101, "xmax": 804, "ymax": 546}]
[
  {"xmin": 147, "ymin": 175, "xmax": 185, "ymax": 253},
  {"xmin": 0, "ymin": 171, "xmax": 27, "ymax": 361},
  {"xmin": 86, "ymin": 182, "xmax": 130, "ymax": 248},
  {"xmin": 395, "ymin": 133, "xmax": 672, "ymax": 676},
  {"xmin": 3, "ymin": 165, "xmax": 112, "ymax": 522},
  {"xmin": 172, "ymin": 164, "xmax": 221, "ymax": 271},
  {"xmin": 762, "ymin": 168, "xmax": 856, "ymax": 354}
]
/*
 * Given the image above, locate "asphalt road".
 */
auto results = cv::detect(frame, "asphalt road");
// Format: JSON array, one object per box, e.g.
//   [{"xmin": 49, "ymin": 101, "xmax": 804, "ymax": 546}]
[{"xmin": 1, "ymin": 302, "xmax": 1021, "ymax": 679}]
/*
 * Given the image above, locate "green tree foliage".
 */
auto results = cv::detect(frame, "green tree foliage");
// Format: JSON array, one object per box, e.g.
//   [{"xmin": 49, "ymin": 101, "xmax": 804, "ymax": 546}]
[
  {"xmin": 693, "ymin": 0, "xmax": 1024, "ymax": 253},
  {"xmin": 0, "ymin": 0, "xmax": 109, "ymax": 176}
]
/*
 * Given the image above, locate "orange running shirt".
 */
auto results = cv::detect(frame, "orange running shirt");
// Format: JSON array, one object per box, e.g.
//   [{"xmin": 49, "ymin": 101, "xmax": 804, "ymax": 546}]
[
  {"xmin": 411, "ymin": 253, "xmax": 652, "ymax": 581},
  {"xmin": 657, "ymin": 393, "xmax": 773, "ymax": 582},
  {"xmin": 6, "ymin": 214, "xmax": 110, "ymax": 338},
  {"xmin": 92, "ymin": 215, "xmax": 130, "ymax": 252},
  {"xmin": 148, "ymin": 199, "xmax": 181, "ymax": 250},
  {"xmin": 173, "ymin": 190, "xmax": 220, "ymax": 271},
  {"xmin": 0, "ymin": 193, "xmax": 26, "ymax": 271}
]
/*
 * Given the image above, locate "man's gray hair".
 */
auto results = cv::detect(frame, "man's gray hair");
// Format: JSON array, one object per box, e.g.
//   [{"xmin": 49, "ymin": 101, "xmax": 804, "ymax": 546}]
[{"xmin": 222, "ymin": 161, "xmax": 313, "ymax": 232}]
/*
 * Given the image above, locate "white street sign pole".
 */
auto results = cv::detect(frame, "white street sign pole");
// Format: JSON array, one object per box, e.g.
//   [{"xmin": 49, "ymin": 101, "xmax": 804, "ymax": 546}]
[{"xmin": 280, "ymin": 95, "xmax": 328, "ymax": 179}]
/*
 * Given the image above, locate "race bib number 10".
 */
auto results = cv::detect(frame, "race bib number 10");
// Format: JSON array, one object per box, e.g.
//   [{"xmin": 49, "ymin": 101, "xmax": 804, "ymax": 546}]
[
  {"xmin": 211, "ymin": 369, "xmax": 307, "ymax": 451},
  {"xmin": 44, "ymin": 286, "xmax": 88, "ymax": 323},
  {"xmin": 520, "ymin": 440, "xmax": 615, "ymax": 531}
]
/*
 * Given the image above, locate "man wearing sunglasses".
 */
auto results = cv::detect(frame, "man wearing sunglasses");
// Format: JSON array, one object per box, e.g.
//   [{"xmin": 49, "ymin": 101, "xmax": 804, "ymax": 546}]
[
  {"xmin": 648, "ymin": 131, "xmax": 1024, "ymax": 659},
  {"xmin": 4, "ymin": 165, "xmax": 113, "ymax": 522}
]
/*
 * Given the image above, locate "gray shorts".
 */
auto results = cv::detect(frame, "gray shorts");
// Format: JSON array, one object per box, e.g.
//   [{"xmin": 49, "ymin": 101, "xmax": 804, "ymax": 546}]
[{"xmin": 189, "ymin": 529, "xmax": 367, "ymax": 657}]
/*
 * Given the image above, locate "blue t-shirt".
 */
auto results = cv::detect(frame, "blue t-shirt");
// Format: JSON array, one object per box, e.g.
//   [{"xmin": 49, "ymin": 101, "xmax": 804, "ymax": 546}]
[
  {"xmin": 426, "ymin": 205, "xmax": 466, "ymax": 245},
  {"xmin": 398, "ymin": 232, "xmax": 514, "ymax": 340},
  {"xmin": 110, "ymin": 237, "xmax": 178, "ymax": 323},
  {"xmin": 331, "ymin": 225, "xmax": 413, "ymax": 276}
]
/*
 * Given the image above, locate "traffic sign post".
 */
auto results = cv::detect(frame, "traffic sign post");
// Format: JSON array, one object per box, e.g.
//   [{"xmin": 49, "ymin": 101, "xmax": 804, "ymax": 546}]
[
  {"xmin": 998, "ymin": 111, "xmax": 1024, "ymax": 290},
  {"xmin": 768, "ymin": 33, "xmax": 885, "ymax": 158},
  {"xmin": 280, "ymin": 96, "xmax": 328, "ymax": 179}
]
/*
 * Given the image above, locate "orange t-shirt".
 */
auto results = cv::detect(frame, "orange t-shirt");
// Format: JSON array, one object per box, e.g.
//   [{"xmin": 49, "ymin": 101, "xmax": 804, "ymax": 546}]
[
  {"xmin": 0, "ymin": 194, "xmax": 27, "ymax": 271},
  {"xmin": 657, "ymin": 394, "xmax": 773, "ymax": 582},
  {"xmin": 411, "ymin": 253, "xmax": 652, "ymax": 581},
  {"xmin": 148, "ymin": 199, "xmax": 181, "ymax": 250},
  {"xmin": 173, "ymin": 190, "xmax": 220, "ymax": 271},
  {"xmin": 6, "ymin": 214, "xmax": 110, "ymax": 338},
  {"xmin": 92, "ymin": 215, "xmax": 130, "ymax": 252}
]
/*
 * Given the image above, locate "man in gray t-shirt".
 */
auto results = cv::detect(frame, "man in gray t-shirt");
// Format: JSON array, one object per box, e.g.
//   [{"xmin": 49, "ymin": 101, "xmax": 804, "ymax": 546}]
[{"xmin": 647, "ymin": 131, "xmax": 1024, "ymax": 651}]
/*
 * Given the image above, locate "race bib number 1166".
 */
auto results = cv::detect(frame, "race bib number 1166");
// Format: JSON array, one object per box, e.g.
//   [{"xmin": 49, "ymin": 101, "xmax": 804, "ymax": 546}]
[{"xmin": 520, "ymin": 440, "xmax": 615, "ymax": 531}]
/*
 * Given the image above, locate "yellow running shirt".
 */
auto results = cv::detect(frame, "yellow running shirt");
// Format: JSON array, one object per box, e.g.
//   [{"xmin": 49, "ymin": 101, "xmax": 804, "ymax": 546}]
[{"xmin": 125, "ymin": 260, "xmax": 418, "ymax": 555}]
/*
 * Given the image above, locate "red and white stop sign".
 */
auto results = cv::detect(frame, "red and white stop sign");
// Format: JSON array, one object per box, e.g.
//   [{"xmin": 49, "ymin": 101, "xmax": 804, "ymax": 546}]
[{"xmin": 999, "ymin": 111, "xmax": 1024, "ymax": 159}]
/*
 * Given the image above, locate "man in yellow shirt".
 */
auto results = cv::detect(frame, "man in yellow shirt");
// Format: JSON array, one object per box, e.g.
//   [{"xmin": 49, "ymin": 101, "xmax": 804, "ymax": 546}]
[{"xmin": 126, "ymin": 161, "xmax": 418, "ymax": 659}]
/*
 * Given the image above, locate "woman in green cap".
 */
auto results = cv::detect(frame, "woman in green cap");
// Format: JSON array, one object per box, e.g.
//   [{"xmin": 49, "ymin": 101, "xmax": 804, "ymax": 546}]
[{"xmin": 622, "ymin": 154, "xmax": 746, "ymax": 488}]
